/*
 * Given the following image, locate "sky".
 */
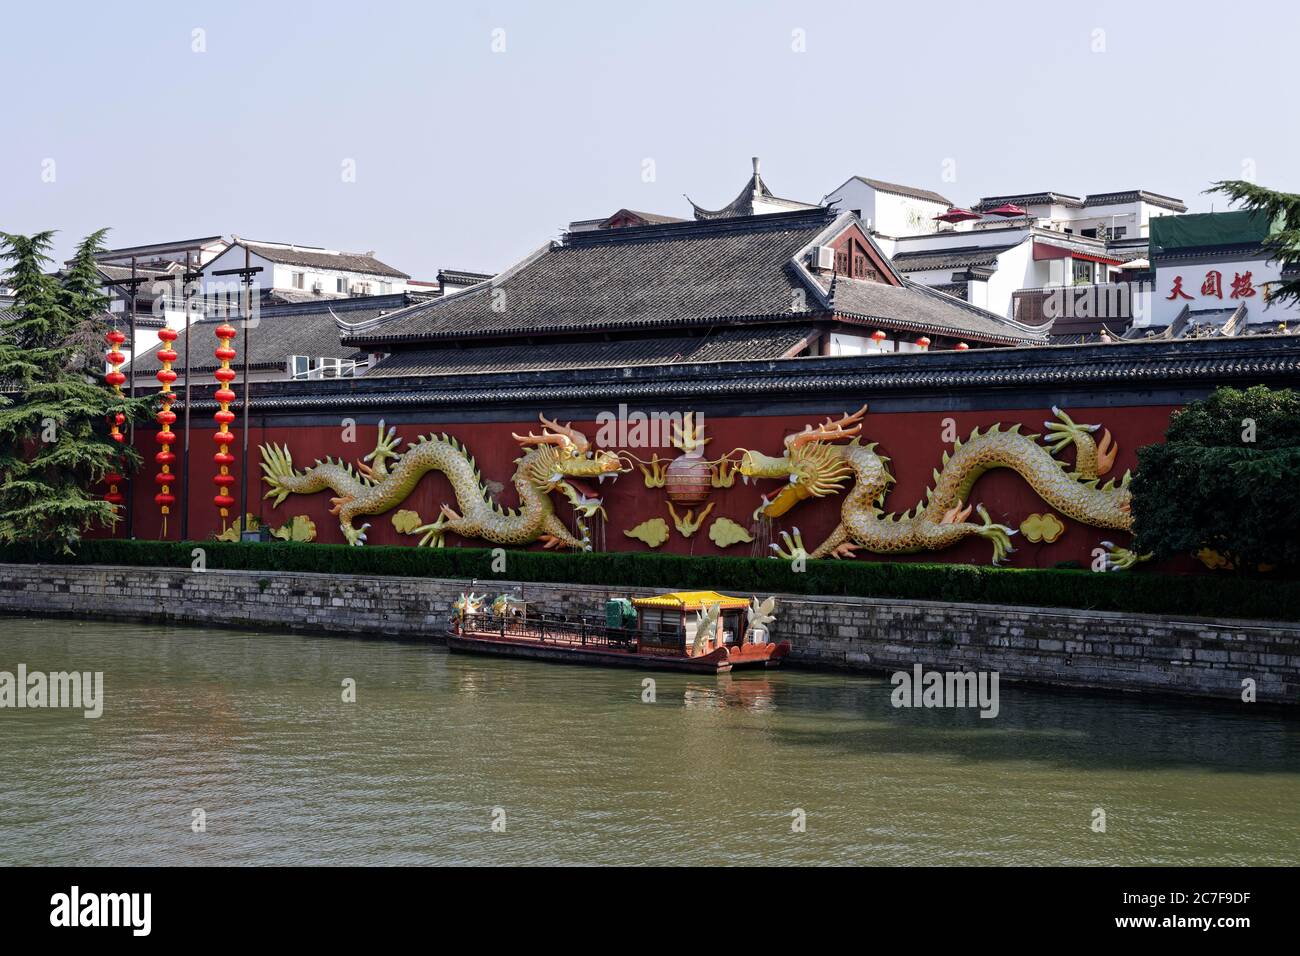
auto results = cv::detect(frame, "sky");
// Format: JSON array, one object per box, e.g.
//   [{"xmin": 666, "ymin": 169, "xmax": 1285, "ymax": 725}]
[{"xmin": 3, "ymin": 0, "xmax": 1296, "ymax": 279}]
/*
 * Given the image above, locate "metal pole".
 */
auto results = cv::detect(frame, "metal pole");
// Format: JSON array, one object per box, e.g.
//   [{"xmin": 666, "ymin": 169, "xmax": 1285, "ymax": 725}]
[
  {"xmin": 126, "ymin": 256, "xmax": 137, "ymax": 540},
  {"xmin": 238, "ymin": 245, "xmax": 252, "ymax": 534},
  {"xmin": 210, "ymin": 255, "xmax": 262, "ymax": 540},
  {"xmin": 180, "ymin": 252, "xmax": 194, "ymax": 541}
]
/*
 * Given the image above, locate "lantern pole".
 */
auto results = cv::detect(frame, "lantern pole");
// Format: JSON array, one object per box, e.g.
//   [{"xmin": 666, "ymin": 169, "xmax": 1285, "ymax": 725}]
[
  {"xmin": 178, "ymin": 252, "xmax": 203, "ymax": 541},
  {"xmin": 211, "ymin": 247, "xmax": 262, "ymax": 539},
  {"xmin": 100, "ymin": 260, "xmax": 152, "ymax": 540}
]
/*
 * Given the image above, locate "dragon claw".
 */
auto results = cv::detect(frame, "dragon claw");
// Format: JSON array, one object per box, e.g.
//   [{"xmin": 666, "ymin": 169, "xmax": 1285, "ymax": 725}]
[
  {"xmin": 341, "ymin": 521, "xmax": 371, "ymax": 547},
  {"xmin": 360, "ymin": 420, "xmax": 404, "ymax": 479},
  {"xmin": 972, "ymin": 504, "xmax": 1015, "ymax": 565},
  {"xmin": 769, "ymin": 528, "xmax": 809, "ymax": 562},
  {"xmin": 1100, "ymin": 541, "xmax": 1151, "ymax": 572}
]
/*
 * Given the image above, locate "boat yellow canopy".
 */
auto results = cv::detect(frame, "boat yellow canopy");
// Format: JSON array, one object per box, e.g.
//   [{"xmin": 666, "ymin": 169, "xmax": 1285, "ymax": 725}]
[{"xmin": 631, "ymin": 591, "xmax": 750, "ymax": 611}]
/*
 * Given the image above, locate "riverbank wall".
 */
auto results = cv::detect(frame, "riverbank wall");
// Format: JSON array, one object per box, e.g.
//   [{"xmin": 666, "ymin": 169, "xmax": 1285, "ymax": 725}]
[{"xmin": 1, "ymin": 563, "xmax": 1296, "ymax": 705}]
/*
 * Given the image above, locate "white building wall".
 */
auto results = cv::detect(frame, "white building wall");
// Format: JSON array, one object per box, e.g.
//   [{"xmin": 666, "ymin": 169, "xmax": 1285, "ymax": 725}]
[
  {"xmin": 824, "ymin": 180, "xmax": 949, "ymax": 236},
  {"xmin": 1150, "ymin": 257, "xmax": 1300, "ymax": 328},
  {"xmin": 982, "ymin": 241, "xmax": 1036, "ymax": 318},
  {"xmin": 199, "ymin": 247, "xmax": 410, "ymax": 298}
]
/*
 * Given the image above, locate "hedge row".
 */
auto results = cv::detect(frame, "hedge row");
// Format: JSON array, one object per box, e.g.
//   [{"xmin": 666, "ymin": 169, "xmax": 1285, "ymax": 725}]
[{"xmin": 2, "ymin": 538, "xmax": 1298, "ymax": 623}]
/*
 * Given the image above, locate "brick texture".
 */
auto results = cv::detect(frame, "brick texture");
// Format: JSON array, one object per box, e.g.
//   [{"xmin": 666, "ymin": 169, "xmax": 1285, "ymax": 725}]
[{"xmin": 1, "ymin": 563, "xmax": 1295, "ymax": 705}]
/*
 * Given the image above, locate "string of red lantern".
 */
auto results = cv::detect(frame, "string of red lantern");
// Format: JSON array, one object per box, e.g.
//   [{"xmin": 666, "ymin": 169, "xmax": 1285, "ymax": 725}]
[
  {"xmin": 213, "ymin": 324, "xmax": 238, "ymax": 531},
  {"xmin": 153, "ymin": 328, "xmax": 179, "ymax": 537},
  {"xmin": 103, "ymin": 328, "xmax": 128, "ymax": 516}
]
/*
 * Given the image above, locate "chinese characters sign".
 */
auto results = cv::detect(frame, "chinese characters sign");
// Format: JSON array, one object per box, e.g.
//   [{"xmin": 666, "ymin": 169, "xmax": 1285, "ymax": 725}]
[{"xmin": 1167, "ymin": 269, "xmax": 1257, "ymax": 301}]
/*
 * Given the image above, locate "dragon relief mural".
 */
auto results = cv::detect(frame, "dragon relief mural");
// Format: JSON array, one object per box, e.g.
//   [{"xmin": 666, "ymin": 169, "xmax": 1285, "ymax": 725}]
[
  {"xmin": 735, "ymin": 405, "xmax": 1142, "ymax": 568},
  {"xmin": 256, "ymin": 405, "xmax": 1145, "ymax": 568},
  {"xmin": 260, "ymin": 415, "xmax": 623, "ymax": 548}
]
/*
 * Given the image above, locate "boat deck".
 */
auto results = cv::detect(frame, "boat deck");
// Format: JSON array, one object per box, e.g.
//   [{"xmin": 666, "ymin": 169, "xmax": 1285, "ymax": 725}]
[{"xmin": 447, "ymin": 615, "xmax": 787, "ymax": 674}]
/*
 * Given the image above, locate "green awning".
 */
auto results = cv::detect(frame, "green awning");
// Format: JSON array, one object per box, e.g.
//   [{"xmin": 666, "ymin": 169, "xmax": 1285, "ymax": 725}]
[{"xmin": 1151, "ymin": 210, "xmax": 1278, "ymax": 253}]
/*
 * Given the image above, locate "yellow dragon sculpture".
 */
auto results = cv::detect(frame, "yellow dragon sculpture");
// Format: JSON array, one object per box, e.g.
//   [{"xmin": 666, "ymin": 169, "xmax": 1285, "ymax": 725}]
[
  {"xmin": 260, "ymin": 415, "xmax": 622, "ymax": 548},
  {"xmin": 736, "ymin": 405, "xmax": 1140, "ymax": 568}
]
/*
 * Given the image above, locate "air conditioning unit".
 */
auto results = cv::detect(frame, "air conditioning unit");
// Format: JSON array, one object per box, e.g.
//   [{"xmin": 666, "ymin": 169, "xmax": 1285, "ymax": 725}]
[
  {"xmin": 811, "ymin": 246, "xmax": 835, "ymax": 271},
  {"xmin": 311, "ymin": 281, "xmax": 323, "ymax": 293}
]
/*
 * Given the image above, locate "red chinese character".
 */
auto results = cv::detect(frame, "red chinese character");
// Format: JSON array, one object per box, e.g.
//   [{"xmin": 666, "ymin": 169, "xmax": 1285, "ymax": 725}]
[
  {"xmin": 1230, "ymin": 271, "xmax": 1257, "ymax": 299},
  {"xmin": 1201, "ymin": 270, "xmax": 1223, "ymax": 299},
  {"xmin": 1166, "ymin": 276, "xmax": 1193, "ymax": 300}
]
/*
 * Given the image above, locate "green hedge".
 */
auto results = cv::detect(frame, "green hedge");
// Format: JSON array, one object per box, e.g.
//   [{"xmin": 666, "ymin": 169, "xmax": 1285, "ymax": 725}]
[{"xmin": 2, "ymin": 538, "xmax": 1298, "ymax": 623}]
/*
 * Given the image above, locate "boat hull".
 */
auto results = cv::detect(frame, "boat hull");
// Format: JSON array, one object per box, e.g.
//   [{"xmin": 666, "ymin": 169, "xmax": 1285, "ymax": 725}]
[{"xmin": 447, "ymin": 631, "xmax": 737, "ymax": 672}]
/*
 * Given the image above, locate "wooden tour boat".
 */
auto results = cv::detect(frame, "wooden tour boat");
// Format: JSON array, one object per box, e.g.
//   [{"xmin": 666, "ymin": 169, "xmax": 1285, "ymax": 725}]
[{"xmin": 447, "ymin": 589, "xmax": 789, "ymax": 674}]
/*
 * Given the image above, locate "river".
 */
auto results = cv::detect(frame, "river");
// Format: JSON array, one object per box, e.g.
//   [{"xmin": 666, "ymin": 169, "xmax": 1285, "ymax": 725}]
[{"xmin": 1, "ymin": 616, "xmax": 1297, "ymax": 866}]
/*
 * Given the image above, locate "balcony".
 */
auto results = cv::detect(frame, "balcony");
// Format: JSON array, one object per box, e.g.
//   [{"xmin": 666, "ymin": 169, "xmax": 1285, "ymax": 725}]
[{"xmin": 1012, "ymin": 281, "xmax": 1152, "ymax": 329}]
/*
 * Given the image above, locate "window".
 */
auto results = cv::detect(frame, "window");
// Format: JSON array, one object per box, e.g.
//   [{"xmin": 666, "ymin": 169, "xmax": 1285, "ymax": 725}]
[
  {"xmin": 337, "ymin": 277, "xmax": 347, "ymax": 293},
  {"xmin": 292, "ymin": 272, "xmax": 305, "ymax": 289},
  {"xmin": 637, "ymin": 609, "xmax": 683, "ymax": 648},
  {"xmin": 1081, "ymin": 228, "xmax": 1098, "ymax": 239},
  {"xmin": 318, "ymin": 357, "xmax": 342, "ymax": 378},
  {"xmin": 1112, "ymin": 226, "xmax": 1127, "ymax": 239},
  {"xmin": 290, "ymin": 355, "xmax": 310, "ymax": 379},
  {"xmin": 835, "ymin": 238, "xmax": 880, "ymax": 280}
]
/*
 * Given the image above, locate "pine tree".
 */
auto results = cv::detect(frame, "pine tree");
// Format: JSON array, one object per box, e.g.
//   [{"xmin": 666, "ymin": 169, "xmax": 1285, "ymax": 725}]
[
  {"xmin": 1207, "ymin": 180, "xmax": 1300, "ymax": 306},
  {"xmin": 0, "ymin": 230, "xmax": 149, "ymax": 548}
]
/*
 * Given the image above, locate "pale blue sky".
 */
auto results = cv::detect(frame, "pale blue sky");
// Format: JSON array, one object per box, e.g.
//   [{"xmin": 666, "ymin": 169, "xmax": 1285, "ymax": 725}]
[{"xmin": 3, "ymin": 0, "xmax": 1295, "ymax": 279}]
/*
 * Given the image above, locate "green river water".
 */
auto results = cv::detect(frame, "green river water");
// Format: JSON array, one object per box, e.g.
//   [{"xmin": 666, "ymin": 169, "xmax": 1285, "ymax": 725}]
[{"xmin": 1, "ymin": 616, "xmax": 1297, "ymax": 866}]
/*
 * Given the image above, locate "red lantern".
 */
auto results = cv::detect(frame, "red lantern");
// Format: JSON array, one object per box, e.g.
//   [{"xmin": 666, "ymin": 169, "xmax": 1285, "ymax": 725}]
[
  {"xmin": 870, "ymin": 330, "xmax": 887, "ymax": 344},
  {"xmin": 213, "ymin": 324, "xmax": 238, "ymax": 529},
  {"xmin": 103, "ymin": 329, "xmax": 128, "ymax": 512},
  {"xmin": 153, "ymin": 328, "xmax": 180, "ymax": 536},
  {"xmin": 916, "ymin": 336, "xmax": 931, "ymax": 350},
  {"xmin": 955, "ymin": 342, "xmax": 970, "ymax": 351}
]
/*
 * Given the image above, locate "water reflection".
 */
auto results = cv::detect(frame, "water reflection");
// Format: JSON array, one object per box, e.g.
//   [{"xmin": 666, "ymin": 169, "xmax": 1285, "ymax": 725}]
[{"xmin": 1, "ymin": 616, "xmax": 1296, "ymax": 866}]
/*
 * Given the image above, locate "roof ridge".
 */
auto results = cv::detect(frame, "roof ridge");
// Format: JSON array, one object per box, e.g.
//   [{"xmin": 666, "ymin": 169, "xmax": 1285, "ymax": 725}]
[{"xmin": 564, "ymin": 206, "xmax": 833, "ymax": 246}]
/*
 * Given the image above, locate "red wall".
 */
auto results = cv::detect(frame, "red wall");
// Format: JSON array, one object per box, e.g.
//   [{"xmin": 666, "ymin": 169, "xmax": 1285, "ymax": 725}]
[{"xmin": 113, "ymin": 403, "xmax": 1179, "ymax": 570}]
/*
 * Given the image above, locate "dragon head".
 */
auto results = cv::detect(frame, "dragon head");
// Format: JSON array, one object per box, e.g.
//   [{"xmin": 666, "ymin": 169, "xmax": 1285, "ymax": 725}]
[
  {"xmin": 513, "ymin": 414, "xmax": 623, "ymax": 479},
  {"xmin": 737, "ymin": 406, "xmax": 867, "ymax": 519}
]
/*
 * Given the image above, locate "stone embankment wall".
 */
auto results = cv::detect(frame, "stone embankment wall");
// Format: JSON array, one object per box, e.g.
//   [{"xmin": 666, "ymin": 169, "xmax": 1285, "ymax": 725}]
[{"xmin": 1, "ymin": 563, "xmax": 1295, "ymax": 705}]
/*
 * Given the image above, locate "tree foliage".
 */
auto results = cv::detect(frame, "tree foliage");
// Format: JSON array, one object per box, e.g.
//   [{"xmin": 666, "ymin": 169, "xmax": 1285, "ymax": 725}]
[
  {"xmin": 1207, "ymin": 180, "xmax": 1300, "ymax": 307},
  {"xmin": 0, "ymin": 229, "xmax": 150, "ymax": 548},
  {"xmin": 1132, "ymin": 386, "xmax": 1300, "ymax": 574}
]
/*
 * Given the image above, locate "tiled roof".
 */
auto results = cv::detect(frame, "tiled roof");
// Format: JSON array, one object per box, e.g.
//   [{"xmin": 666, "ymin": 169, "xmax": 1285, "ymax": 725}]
[
  {"xmin": 889, "ymin": 243, "xmax": 1020, "ymax": 273},
  {"xmin": 1084, "ymin": 190, "xmax": 1186, "ymax": 212},
  {"xmin": 852, "ymin": 177, "xmax": 952, "ymax": 207},
  {"xmin": 344, "ymin": 208, "xmax": 1035, "ymax": 350},
  {"xmin": 239, "ymin": 242, "xmax": 410, "ymax": 279},
  {"xmin": 437, "ymin": 268, "xmax": 494, "ymax": 287},
  {"xmin": 95, "ymin": 264, "xmax": 176, "ymax": 306},
  {"xmin": 126, "ymin": 297, "xmax": 418, "ymax": 373},
  {"xmin": 974, "ymin": 192, "xmax": 1084, "ymax": 211},
  {"xmin": 171, "ymin": 336, "xmax": 1300, "ymax": 415},
  {"xmin": 367, "ymin": 325, "xmax": 813, "ymax": 377},
  {"xmin": 824, "ymin": 276, "xmax": 1045, "ymax": 345},
  {"xmin": 603, "ymin": 209, "xmax": 687, "ymax": 227},
  {"xmin": 345, "ymin": 209, "xmax": 839, "ymax": 346},
  {"xmin": 688, "ymin": 161, "xmax": 820, "ymax": 220}
]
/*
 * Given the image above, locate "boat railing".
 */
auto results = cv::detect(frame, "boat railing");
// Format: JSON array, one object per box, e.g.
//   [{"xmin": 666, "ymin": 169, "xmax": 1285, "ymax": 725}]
[{"xmin": 468, "ymin": 613, "xmax": 642, "ymax": 652}]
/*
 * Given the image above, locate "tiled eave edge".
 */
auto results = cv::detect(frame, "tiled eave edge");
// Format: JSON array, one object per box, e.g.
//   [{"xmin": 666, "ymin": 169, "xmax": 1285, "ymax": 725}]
[{"xmin": 171, "ymin": 338, "xmax": 1300, "ymax": 412}]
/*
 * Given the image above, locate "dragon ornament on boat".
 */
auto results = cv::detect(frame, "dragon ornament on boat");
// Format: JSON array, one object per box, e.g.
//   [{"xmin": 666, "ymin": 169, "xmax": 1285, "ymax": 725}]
[
  {"xmin": 260, "ymin": 415, "xmax": 624, "ymax": 549},
  {"xmin": 734, "ymin": 405, "xmax": 1144, "ymax": 569}
]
